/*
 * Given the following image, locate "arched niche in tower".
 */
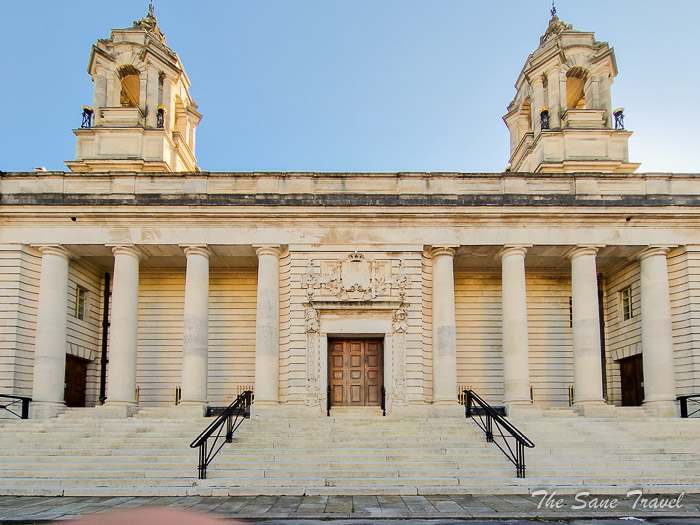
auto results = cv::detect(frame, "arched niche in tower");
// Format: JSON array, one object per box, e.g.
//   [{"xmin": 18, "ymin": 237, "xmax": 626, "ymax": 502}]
[
  {"xmin": 518, "ymin": 97, "xmax": 533, "ymax": 138},
  {"xmin": 566, "ymin": 67, "xmax": 588, "ymax": 110},
  {"xmin": 118, "ymin": 65, "xmax": 140, "ymax": 108}
]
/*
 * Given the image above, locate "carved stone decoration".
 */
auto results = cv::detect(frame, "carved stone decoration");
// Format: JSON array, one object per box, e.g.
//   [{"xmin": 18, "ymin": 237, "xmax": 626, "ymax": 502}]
[
  {"xmin": 304, "ymin": 252, "xmax": 407, "ymax": 302},
  {"xmin": 304, "ymin": 307, "xmax": 321, "ymax": 405},
  {"xmin": 302, "ymin": 260, "xmax": 318, "ymax": 300},
  {"xmin": 391, "ymin": 308, "xmax": 408, "ymax": 404}
]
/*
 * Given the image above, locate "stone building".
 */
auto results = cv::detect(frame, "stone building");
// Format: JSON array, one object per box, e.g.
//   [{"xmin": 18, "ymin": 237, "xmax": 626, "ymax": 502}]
[{"xmin": 1, "ymin": 8, "xmax": 698, "ymax": 421}]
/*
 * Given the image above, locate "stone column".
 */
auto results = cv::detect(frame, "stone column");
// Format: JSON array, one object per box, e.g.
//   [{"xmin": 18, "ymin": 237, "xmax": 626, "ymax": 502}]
[
  {"xmin": 162, "ymin": 78, "xmax": 173, "ymax": 131},
  {"xmin": 531, "ymin": 77, "xmax": 545, "ymax": 135},
  {"xmin": 639, "ymin": 247, "xmax": 677, "ymax": 417},
  {"xmin": 568, "ymin": 246, "xmax": 605, "ymax": 405},
  {"xmin": 31, "ymin": 246, "xmax": 71, "ymax": 418},
  {"xmin": 559, "ymin": 71, "xmax": 568, "ymax": 123},
  {"xmin": 253, "ymin": 245, "xmax": 282, "ymax": 406},
  {"xmin": 93, "ymin": 66, "xmax": 107, "ymax": 126},
  {"xmin": 499, "ymin": 246, "xmax": 532, "ymax": 407},
  {"xmin": 431, "ymin": 247, "xmax": 458, "ymax": 404},
  {"xmin": 546, "ymin": 68, "xmax": 561, "ymax": 129},
  {"xmin": 105, "ymin": 246, "xmax": 141, "ymax": 409},
  {"xmin": 599, "ymin": 73, "xmax": 613, "ymax": 128},
  {"xmin": 179, "ymin": 246, "xmax": 211, "ymax": 407},
  {"xmin": 146, "ymin": 66, "xmax": 159, "ymax": 128}
]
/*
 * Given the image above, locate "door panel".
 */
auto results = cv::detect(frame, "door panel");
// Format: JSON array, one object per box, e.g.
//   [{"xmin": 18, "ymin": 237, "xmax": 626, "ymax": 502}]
[
  {"xmin": 328, "ymin": 339, "xmax": 383, "ymax": 407},
  {"xmin": 64, "ymin": 355, "xmax": 88, "ymax": 408}
]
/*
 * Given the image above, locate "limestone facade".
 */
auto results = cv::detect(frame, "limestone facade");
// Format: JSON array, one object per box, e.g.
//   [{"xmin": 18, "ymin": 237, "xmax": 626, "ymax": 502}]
[{"xmin": 0, "ymin": 10, "xmax": 697, "ymax": 419}]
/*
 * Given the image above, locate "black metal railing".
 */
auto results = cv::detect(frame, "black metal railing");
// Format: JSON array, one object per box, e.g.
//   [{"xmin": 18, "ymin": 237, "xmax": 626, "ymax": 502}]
[
  {"xmin": 0, "ymin": 394, "xmax": 31, "ymax": 419},
  {"xmin": 380, "ymin": 386, "xmax": 386, "ymax": 416},
  {"xmin": 327, "ymin": 385, "xmax": 331, "ymax": 417},
  {"xmin": 678, "ymin": 394, "xmax": 700, "ymax": 418},
  {"xmin": 464, "ymin": 390, "xmax": 534, "ymax": 478},
  {"xmin": 190, "ymin": 390, "xmax": 253, "ymax": 479}
]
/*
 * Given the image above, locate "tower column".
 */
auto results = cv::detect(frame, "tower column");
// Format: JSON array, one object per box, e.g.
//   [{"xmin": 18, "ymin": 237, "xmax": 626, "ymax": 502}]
[
  {"xmin": 558, "ymin": 71, "xmax": 568, "ymax": 121},
  {"xmin": 146, "ymin": 66, "xmax": 159, "ymax": 128},
  {"xmin": 179, "ymin": 246, "xmax": 211, "ymax": 407},
  {"xmin": 568, "ymin": 246, "xmax": 605, "ymax": 406},
  {"xmin": 93, "ymin": 66, "xmax": 107, "ymax": 126},
  {"xmin": 31, "ymin": 246, "xmax": 71, "ymax": 419},
  {"xmin": 599, "ymin": 73, "xmax": 613, "ymax": 127},
  {"xmin": 639, "ymin": 247, "xmax": 677, "ymax": 417},
  {"xmin": 431, "ymin": 247, "xmax": 458, "ymax": 404},
  {"xmin": 499, "ymin": 246, "xmax": 532, "ymax": 407},
  {"xmin": 253, "ymin": 246, "xmax": 282, "ymax": 406},
  {"xmin": 531, "ymin": 77, "xmax": 545, "ymax": 135},
  {"xmin": 105, "ymin": 246, "xmax": 141, "ymax": 408},
  {"xmin": 546, "ymin": 68, "xmax": 561, "ymax": 129}
]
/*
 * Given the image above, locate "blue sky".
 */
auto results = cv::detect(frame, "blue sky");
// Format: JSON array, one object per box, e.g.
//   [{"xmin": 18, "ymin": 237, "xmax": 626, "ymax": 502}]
[{"xmin": 1, "ymin": 1, "xmax": 697, "ymax": 173}]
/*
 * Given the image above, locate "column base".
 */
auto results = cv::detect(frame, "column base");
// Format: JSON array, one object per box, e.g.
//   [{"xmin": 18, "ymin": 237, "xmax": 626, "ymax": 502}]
[
  {"xmin": 428, "ymin": 402, "xmax": 464, "ymax": 418},
  {"xmin": 643, "ymin": 400, "xmax": 678, "ymax": 418},
  {"xmin": 95, "ymin": 404, "xmax": 139, "ymax": 418},
  {"xmin": 30, "ymin": 401, "xmax": 67, "ymax": 419}
]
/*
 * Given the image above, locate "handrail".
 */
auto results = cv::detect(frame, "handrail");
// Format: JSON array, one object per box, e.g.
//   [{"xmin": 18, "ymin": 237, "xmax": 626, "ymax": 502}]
[
  {"xmin": 190, "ymin": 390, "xmax": 253, "ymax": 479},
  {"xmin": 0, "ymin": 394, "xmax": 31, "ymax": 419},
  {"xmin": 677, "ymin": 394, "xmax": 700, "ymax": 418},
  {"xmin": 465, "ymin": 389, "xmax": 534, "ymax": 478}
]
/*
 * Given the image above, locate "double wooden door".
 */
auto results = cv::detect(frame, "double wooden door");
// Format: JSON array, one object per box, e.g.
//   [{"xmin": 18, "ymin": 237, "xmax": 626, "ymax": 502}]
[
  {"xmin": 620, "ymin": 354, "xmax": 644, "ymax": 406},
  {"xmin": 328, "ymin": 339, "xmax": 383, "ymax": 406}
]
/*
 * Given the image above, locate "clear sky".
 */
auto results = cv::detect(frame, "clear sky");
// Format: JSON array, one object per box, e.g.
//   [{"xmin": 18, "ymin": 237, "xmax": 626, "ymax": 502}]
[{"xmin": 1, "ymin": 1, "xmax": 697, "ymax": 173}]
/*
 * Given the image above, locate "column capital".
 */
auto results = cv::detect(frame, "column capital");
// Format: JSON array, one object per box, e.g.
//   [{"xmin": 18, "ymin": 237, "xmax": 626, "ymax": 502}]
[
  {"xmin": 109, "ymin": 245, "xmax": 143, "ymax": 260},
  {"xmin": 181, "ymin": 245, "xmax": 212, "ymax": 259},
  {"xmin": 254, "ymin": 245, "xmax": 284, "ymax": 258},
  {"xmin": 33, "ymin": 245, "xmax": 73, "ymax": 261},
  {"xmin": 638, "ymin": 245, "xmax": 676, "ymax": 261},
  {"xmin": 497, "ymin": 245, "xmax": 531, "ymax": 261},
  {"xmin": 429, "ymin": 246, "xmax": 457, "ymax": 258},
  {"xmin": 566, "ymin": 245, "xmax": 605, "ymax": 260}
]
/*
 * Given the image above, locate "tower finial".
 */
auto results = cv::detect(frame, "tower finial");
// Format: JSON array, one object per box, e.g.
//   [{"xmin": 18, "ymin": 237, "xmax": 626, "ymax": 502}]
[
  {"xmin": 149, "ymin": 0, "xmax": 155, "ymax": 17},
  {"xmin": 551, "ymin": 0, "xmax": 557, "ymax": 18}
]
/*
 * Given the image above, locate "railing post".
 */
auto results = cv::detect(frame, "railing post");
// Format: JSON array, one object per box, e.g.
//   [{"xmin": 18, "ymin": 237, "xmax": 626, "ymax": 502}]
[
  {"xmin": 679, "ymin": 397, "xmax": 688, "ymax": 418},
  {"xmin": 198, "ymin": 442, "xmax": 207, "ymax": 480},
  {"xmin": 226, "ymin": 414, "xmax": 233, "ymax": 443},
  {"xmin": 327, "ymin": 385, "xmax": 331, "ymax": 417},
  {"xmin": 381, "ymin": 386, "xmax": 386, "ymax": 416},
  {"xmin": 466, "ymin": 390, "xmax": 472, "ymax": 417},
  {"xmin": 485, "ymin": 413, "xmax": 493, "ymax": 442},
  {"xmin": 21, "ymin": 398, "xmax": 30, "ymax": 419}
]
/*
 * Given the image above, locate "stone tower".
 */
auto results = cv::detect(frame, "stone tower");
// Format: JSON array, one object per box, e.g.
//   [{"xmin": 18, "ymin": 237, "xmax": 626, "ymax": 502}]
[
  {"xmin": 66, "ymin": 5, "xmax": 201, "ymax": 172},
  {"xmin": 503, "ymin": 8, "xmax": 639, "ymax": 173}
]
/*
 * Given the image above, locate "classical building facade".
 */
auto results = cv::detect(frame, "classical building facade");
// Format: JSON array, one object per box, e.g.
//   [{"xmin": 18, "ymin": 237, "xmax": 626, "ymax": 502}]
[{"xmin": 1, "ymin": 9, "xmax": 698, "ymax": 420}]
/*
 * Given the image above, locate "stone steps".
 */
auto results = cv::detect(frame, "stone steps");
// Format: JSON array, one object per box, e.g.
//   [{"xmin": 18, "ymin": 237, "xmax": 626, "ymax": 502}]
[{"xmin": 0, "ymin": 413, "xmax": 698, "ymax": 496}]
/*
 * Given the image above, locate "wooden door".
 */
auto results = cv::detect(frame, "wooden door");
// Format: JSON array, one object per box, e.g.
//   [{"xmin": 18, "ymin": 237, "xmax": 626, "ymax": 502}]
[
  {"xmin": 64, "ymin": 355, "xmax": 88, "ymax": 408},
  {"xmin": 620, "ymin": 354, "xmax": 644, "ymax": 406},
  {"xmin": 328, "ymin": 339, "xmax": 383, "ymax": 406}
]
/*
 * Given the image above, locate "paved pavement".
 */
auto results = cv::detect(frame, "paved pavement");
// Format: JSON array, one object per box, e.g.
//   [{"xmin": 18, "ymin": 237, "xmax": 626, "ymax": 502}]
[{"xmin": 0, "ymin": 494, "xmax": 698, "ymax": 523}]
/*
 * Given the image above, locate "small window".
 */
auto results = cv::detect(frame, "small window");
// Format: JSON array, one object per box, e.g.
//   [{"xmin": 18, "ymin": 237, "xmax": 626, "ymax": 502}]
[
  {"xmin": 620, "ymin": 286, "xmax": 633, "ymax": 321},
  {"xmin": 75, "ymin": 286, "xmax": 88, "ymax": 321}
]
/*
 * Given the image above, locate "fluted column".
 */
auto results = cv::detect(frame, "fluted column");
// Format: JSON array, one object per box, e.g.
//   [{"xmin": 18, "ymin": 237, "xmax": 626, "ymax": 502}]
[
  {"xmin": 431, "ymin": 247, "xmax": 458, "ymax": 404},
  {"xmin": 179, "ymin": 246, "xmax": 211, "ymax": 406},
  {"xmin": 499, "ymin": 246, "xmax": 531, "ymax": 406},
  {"xmin": 639, "ymin": 247, "xmax": 677, "ymax": 417},
  {"xmin": 569, "ymin": 246, "xmax": 605, "ymax": 405},
  {"xmin": 105, "ymin": 246, "xmax": 141, "ymax": 407},
  {"xmin": 31, "ymin": 246, "xmax": 71, "ymax": 418},
  {"xmin": 253, "ymin": 245, "xmax": 282, "ymax": 405}
]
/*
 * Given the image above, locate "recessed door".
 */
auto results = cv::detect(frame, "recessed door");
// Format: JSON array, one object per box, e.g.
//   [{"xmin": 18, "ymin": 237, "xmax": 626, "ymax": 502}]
[
  {"xmin": 64, "ymin": 355, "xmax": 88, "ymax": 408},
  {"xmin": 620, "ymin": 354, "xmax": 644, "ymax": 406},
  {"xmin": 328, "ymin": 339, "xmax": 383, "ymax": 406}
]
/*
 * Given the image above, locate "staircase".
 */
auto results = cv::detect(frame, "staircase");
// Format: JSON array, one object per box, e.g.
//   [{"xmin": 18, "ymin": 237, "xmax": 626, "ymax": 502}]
[{"xmin": 0, "ymin": 411, "xmax": 698, "ymax": 496}]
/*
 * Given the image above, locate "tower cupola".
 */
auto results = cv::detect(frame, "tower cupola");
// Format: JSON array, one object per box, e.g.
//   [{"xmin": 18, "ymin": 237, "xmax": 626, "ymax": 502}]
[
  {"xmin": 503, "ymin": 7, "xmax": 639, "ymax": 173},
  {"xmin": 66, "ymin": 5, "xmax": 202, "ymax": 172}
]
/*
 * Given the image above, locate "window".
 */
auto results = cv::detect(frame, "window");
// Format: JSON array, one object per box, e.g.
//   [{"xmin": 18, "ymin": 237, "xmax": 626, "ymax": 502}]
[
  {"xmin": 620, "ymin": 286, "xmax": 633, "ymax": 321},
  {"xmin": 75, "ymin": 286, "xmax": 88, "ymax": 321}
]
